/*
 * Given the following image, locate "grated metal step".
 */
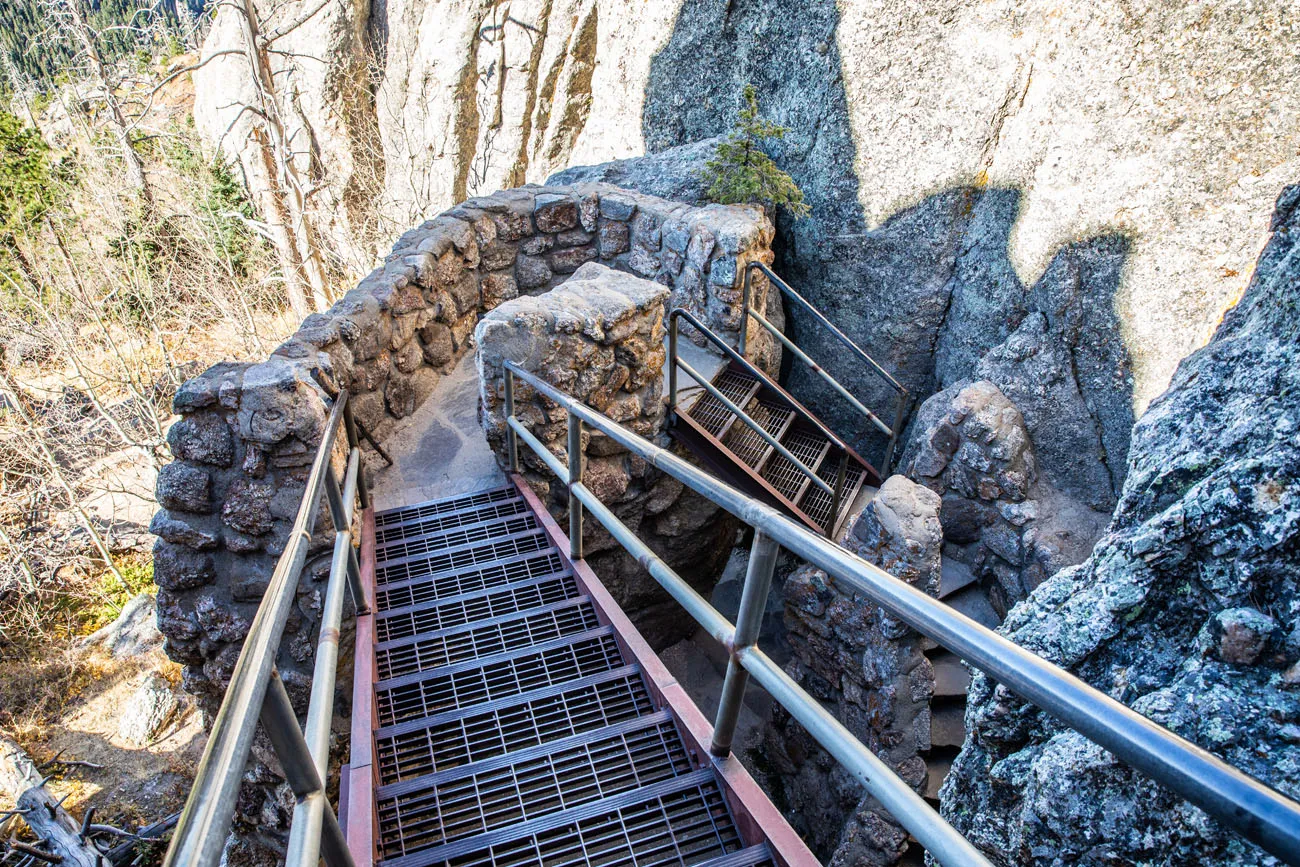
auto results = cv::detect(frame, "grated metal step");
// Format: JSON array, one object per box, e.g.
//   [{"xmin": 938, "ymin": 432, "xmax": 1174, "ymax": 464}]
[
  {"xmin": 377, "ymin": 628, "xmax": 624, "ymax": 726},
  {"xmin": 759, "ymin": 430, "xmax": 830, "ymax": 503},
  {"xmin": 376, "ymin": 711, "xmax": 693, "ymax": 861},
  {"xmin": 797, "ymin": 456, "xmax": 867, "ymax": 533},
  {"xmin": 376, "ymin": 486, "xmax": 518, "ymax": 528},
  {"xmin": 376, "ymin": 495, "xmax": 529, "ymax": 545},
  {"xmin": 696, "ymin": 845, "xmax": 778, "ymax": 867},
  {"xmin": 375, "ymin": 667, "xmax": 655, "ymax": 785},
  {"xmin": 376, "ymin": 597, "xmax": 602, "ymax": 682},
  {"xmin": 376, "ymin": 530, "xmax": 553, "ymax": 586},
  {"xmin": 721, "ymin": 398, "xmax": 795, "ymax": 469},
  {"xmin": 376, "ymin": 513, "xmax": 540, "ymax": 565},
  {"xmin": 377, "ymin": 572, "xmax": 579, "ymax": 642},
  {"xmin": 381, "ymin": 770, "xmax": 744, "ymax": 867},
  {"xmin": 377, "ymin": 550, "xmax": 567, "ymax": 613},
  {"xmin": 687, "ymin": 370, "xmax": 762, "ymax": 439}
]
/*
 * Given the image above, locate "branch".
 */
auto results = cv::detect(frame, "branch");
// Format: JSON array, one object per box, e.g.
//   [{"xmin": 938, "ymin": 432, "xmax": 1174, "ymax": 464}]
[{"xmin": 266, "ymin": 0, "xmax": 334, "ymax": 43}]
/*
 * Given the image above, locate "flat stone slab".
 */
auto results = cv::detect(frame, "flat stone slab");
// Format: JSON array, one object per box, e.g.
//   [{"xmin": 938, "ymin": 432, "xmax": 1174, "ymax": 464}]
[{"xmin": 370, "ymin": 352, "xmax": 505, "ymax": 510}]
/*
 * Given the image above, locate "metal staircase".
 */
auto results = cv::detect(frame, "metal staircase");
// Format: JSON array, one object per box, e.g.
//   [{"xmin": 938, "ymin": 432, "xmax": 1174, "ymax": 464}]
[{"xmin": 346, "ymin": 482, "xmax": 801, "ymax": 867}]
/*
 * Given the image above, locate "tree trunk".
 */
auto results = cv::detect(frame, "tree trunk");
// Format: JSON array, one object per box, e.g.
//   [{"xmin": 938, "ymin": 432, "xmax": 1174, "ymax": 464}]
[
  {"xmin": 0, "ymin": 733, "xmax": 100, "ymax": 867},
  {"xmin": 63, "ymin": 0, "xmax": 152, "ymax": 208},
  {"xmin": 235, "ymin": 0, "xmax": 330, "ymax": 313}
]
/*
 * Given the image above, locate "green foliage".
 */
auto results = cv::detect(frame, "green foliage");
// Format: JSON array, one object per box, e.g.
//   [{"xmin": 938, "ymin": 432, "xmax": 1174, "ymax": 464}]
[
  {"xmin": 701, "ymin": 84, "xmax": 810, "ymax": 219},
  {"xmin": 0, "ymin": 109, "xmax": 53, "ymax": 236}
]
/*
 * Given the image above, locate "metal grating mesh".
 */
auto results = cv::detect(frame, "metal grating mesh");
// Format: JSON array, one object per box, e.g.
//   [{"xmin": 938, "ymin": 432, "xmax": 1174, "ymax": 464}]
[
  {"xmin": 377, "ymin": 717, "xmax": 693, "ymax": 861},
  {"xmin": 378, "ymin": 574, "xmax": 579, "ymax": 642},
  {"xmin": 378, "ymin": 629, "xmax": 622, "ymax": 725},
  {"xmin": 377, "ymin": 515, "xmax": 540, "ymax": 565},
  {"xmin": 377, "ymin": 497, "xmax": 528, "ymax": 545},
  {"xmin": 376, "ymin": 670, "xmax": 654, "ymax": 785},
  {"xmin": 720, "ymin": 399, "xmax": 794, "ymax": 468},
  {"xmin": 798, "ymin": 457, "xmax": 867, "ymax": 531},
  {"xmin": 377, "ymin": 551, "xmax": 566, "ymax": 613},
  {"xmin": 376, "ymin": 532, "xmax": 552, "ymax": 586},
  {"xmin": 760, "ymin": 431, "xmax": 829, "ymax": 501},
  {"xmin": 377, "ymin": 599, "xmax": 601, "ymax": 683},
  {"xmin": 377, "ymin": 487, "xmax": 517, "ymax": 528},
  {"xmin": 686, "ymin": 371, "xmax": 760, "ymax": 437},
  {"xmin": 428, "ymin": 775, "xmax": 744, "ymax": 867}
]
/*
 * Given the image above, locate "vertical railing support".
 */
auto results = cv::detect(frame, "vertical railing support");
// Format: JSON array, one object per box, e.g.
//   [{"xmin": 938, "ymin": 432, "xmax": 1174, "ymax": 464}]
[
  {"xmin": 826, "ymin": 454, "xmax": 848, "ymax": 539},
  {"xmin": 504, "ymin": 368, "xmax": 520, "ymax": 473},
  {"xmin": 567, "ymin": 414, "xmax": 584, "ymax": 560},
  {"xmin": 260, "ymin": 672, "xmax": 354, "ymax": 867},
  {"xmin": 342, "ymin": 400, "xmax": 370, "ymax": 510},
  {"xmin": 711, "ymin": 530, "xmax": 780, "ymax": 756},
  {"xmin": 326, "ymin": 465, "xmax": 367, "ymax": 612},
  {"xmin": 668, "ymin": 314, "xmax": 679, "ymax": 410},
  {"xmin": 882, "ymin": 390, "xmax": 911, "ymax": 475}
]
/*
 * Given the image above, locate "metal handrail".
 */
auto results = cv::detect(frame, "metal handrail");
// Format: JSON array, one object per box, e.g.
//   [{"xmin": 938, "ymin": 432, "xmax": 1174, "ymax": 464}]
[
  {"xmin": 501, "ymin": 359, "xmax": 1300, "ymax": 867},
  {"xmin": 163, "ymin": 392, "xmax": 369, "ymax": 867},
  {"xmin": 740, "ymin": 261, "xmax": 911, "ymax": 470},
  {"xmin": 668, "ymin": 308, "xmax": 849, "ymax": 535}
]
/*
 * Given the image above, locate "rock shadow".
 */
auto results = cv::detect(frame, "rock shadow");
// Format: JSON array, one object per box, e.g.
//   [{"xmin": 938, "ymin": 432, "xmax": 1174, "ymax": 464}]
[{"xmin": 642, "ymin": 4, "xmax": 1134, "ymax": 505}]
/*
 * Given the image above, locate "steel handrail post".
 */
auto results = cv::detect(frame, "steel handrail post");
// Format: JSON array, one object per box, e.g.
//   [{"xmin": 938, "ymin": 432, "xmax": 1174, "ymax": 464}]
[
  {"xmin": 285, "ymin": 528, "xmax": 354, "ymax": 866},
  {"xmin": 164, "ymin": 392, "xmax": 349, "ymax": 867},
  {"xmin": 507, "ymin": 416, "xmax": 569, "ymax": 482},
  {"xmin": 340, "ymin": 450, "xmax": 368, "ymax": 613},
  {"xmin": 711, "ymin": 530, "xmax": 779, "ymax": 757},
  {"xmin": 261, "ymin": 673, "xmax": 354, "ymax": 867},
  {"xmin": 504, "ymin": 367, "xmax": 520, "ymax": 473},
  {"xmin": 739, "ymin": 263, "xmax": 753, "ymax": 357},
  {"xmin": 668, "ymin": 313, "xmax": 679, "ymax": 409},
  {"xmin": 499, "ymin": 362, "xmax": 1300, "ymax": 867},
  {"xmin": 825, "ymin": 453, "xmax": 848, "ymax": 538},
  {"xmin": 567, "ymin": 414, "xmax": 584, "ymax": 560},
  {"xmin": 882, "ymin": 390, "xmax": 911, "ymax": 475},
  {"xmin": 342, "ymin": 400, "xmax": 369, "ymax": 510}
]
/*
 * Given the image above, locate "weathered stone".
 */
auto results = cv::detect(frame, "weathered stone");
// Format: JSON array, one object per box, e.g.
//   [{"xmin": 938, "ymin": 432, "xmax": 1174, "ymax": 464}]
[
  {"xmin": 419, "ymin": 321, "xmax": 455, "ymax": 367},
  {"xmin": 156, "ymin": 461, "xmax": 211, "ymax": 514},
  {"xmin": 548, "ymin": 245, "xmax": 598, "ymax": 274},
  {"xmin": 118, "ymin": 673, "xmax": 178, "ymax": 747},
  {"xmin": 222, "ymin": 479, "xmax": 276, "ymax": 536},
  {"xmin": 598, "ymin": 193, "xmax": 637, "ymax": 221},
  {"xmin": 153, "ymin": 539, "xmax": 216, "ymax": 590},
  {"xmin": 520, "ymin": 234, "xmax": 554, "ymax": 256},
  {"xmin": 534, "ymin": 193, "xmax": 580, "ymax": 232},
  {"xmin": 556, "ymin": 227, "xmax": 593, "ymax": 248},
  {"xmin": 167, "ymin": 413, "xmax": 234, "ymax": 467},
  {"xmin": 392, "ymin": 339, "xmax": 423, "ymax": 374},
  {"xmin": 150, "ymin": 510, "xmax": 219, "ymax": 550},
  {"xmin": 386, "ymin": 372, "xmax": 416, "ymax": 418},
  {"xmin": 516, "ymin": 255, "xmax": 552, "ymax": 289},
  {"xmin": 195, "ymin": 594, "xmax": 251, "ymax": 643},
  {"xmin": 1208, "ymin": 608, "xmax": 1277, "ymax": 666},
  {"xmin": 480, "ymin": 239, "xmax": 518, "ymax": 270},
  {"xmin": 481, "ymin": 272, "xmax": 519, "ymax": 308}
]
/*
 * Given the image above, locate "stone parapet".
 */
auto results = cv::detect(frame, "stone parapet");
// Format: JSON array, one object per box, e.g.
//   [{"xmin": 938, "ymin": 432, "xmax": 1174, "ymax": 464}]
[{"xmin": 152, "ymin": 184, "xmax": 774, "ymax": 714}]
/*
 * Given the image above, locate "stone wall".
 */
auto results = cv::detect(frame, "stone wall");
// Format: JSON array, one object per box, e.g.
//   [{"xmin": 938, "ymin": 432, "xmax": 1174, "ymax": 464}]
[
  {"xmin": 152, "ymin": 183, "xmax": 775, "ymax": 714},
  {"xmin": 476, "ymin": 262, "xmax": 739, "ymax": 645}
]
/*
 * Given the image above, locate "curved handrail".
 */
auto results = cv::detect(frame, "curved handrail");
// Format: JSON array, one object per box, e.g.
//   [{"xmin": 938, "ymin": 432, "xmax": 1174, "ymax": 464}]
[{"xmin": 502, "ymin": 359, "xmax": 1300, "ymax": 867}]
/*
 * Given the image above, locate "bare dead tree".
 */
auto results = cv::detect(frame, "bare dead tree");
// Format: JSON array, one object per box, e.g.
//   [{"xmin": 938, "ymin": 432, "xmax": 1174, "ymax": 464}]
[{"xmin": 43, "ymin": 0, "xmax": 154, "ymax": 208}]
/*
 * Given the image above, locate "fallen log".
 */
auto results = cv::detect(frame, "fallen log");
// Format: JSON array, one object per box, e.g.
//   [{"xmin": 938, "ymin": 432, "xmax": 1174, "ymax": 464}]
[{"xmin": 0, "ymin": 732, "xmax": 101, "ymax": 867}]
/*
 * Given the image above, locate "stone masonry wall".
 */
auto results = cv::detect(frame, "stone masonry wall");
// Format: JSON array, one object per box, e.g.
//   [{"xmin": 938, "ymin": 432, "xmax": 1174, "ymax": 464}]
[
  {"xmin": 476, "ymin": 262, "xmax": 739, "ymax": 645},
  {"xmin": 152, "ymin": 183, "xmax": 775, "ymax": 716}
]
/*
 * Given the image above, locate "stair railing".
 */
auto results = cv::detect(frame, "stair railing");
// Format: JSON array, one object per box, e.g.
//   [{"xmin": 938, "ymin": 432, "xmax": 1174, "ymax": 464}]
[
  {"xmin": 163, "ymin": 391, "xmax": 371, "ymax": 867},
  {"xmin": 500, "ymin": 359, "xmax": 1300, "ymax": 867},
  {"xmin": 667, "ymin": 307, "xmax": 849, "ymax": 536},
  {"xmin": 740, "ymin": 261, "xmax": 911, "ymax": 471}
]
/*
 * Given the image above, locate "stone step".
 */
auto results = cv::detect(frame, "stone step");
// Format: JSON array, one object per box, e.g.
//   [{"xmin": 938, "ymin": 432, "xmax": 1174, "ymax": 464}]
[
  {"xmin": 924, "ymin": 755, "xmax": 952, "ymax": 801},
  {"xmin": 944, "ymin": 584, "xmax": 1001, "ymax": 629},
  {"xmin": 930, "ymin": 652, "xmax": 971, "ymax": 697},
  {"xmin": 938, "ymin": 557, "xmax": 979, "ymax": 599},
  {"xmin": 929, "ymin": 702, "xmax": 967, "ymax": 749}
]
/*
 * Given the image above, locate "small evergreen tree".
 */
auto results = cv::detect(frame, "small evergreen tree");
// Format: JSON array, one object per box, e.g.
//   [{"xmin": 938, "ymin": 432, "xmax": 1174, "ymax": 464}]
[{"xmin": 701, "ymin": 84, "xmax": 810, "ymax": 219}]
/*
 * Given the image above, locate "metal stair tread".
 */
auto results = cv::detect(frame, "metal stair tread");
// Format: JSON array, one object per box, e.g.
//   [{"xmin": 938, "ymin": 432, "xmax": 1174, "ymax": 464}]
[
  {"xmin": 377, "ymin": 768, "xmax": 739, "ymax": 867},
  {"xmin": 686, "ymin": 368, "xmax": 762, "ymax": 441},
  {"xmin": 375, "ymin": 625, "xmax": 618, "ymax": 695},
  {"xmin": 694, "ymin": 844, "xmax": 778, "ymax": 867},
  {"xmin": 375, "ymin": 485, "xmax": 518, "ymax": 525},
  {"xmin": 375, "ymin": 495, "xmax": 529, "ymax": 545},
  {"xmin": 374, "ymin": 597, "xmax": 601, "ymax": 683},
  {"xmin": 760, "ymin": 430, "xmax": 831, "ymax": 503},
  {"xmin": 376, "ymin": 549, "xmax": 568, "ymax": 610},
  {"xmin": 375, "ymin": 511, "xmax": 540, "ymax": 563},
  {"xmin": 723, "ymin": 399, "xmax": 796, "ymax": 470},
  {"xmin": 375, "ymin": 532, "xmax": 554, "ymax": 587},
  {"xmin": 375, "ymin": 666, "xmax": 655, "ymax": 785},
  {"xmin": 375, "ymin": 571, "xmax": 578, "ymax": 641},
  {"xmin": 374, "ymin": 711, "xmax": 694, "ymax": 861}
]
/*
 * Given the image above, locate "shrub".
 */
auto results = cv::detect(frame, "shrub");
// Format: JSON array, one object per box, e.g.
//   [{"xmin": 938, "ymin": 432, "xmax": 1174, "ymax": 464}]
[{"xmin": 701, "ymin": 84, "xmax": 810, "ymax": 219}]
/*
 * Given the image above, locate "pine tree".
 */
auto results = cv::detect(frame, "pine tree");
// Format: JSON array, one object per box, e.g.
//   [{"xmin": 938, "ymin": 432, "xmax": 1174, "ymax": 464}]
[{"xmin": 701, "ymin": 84, "xmax": 810, "ymax": 219}]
